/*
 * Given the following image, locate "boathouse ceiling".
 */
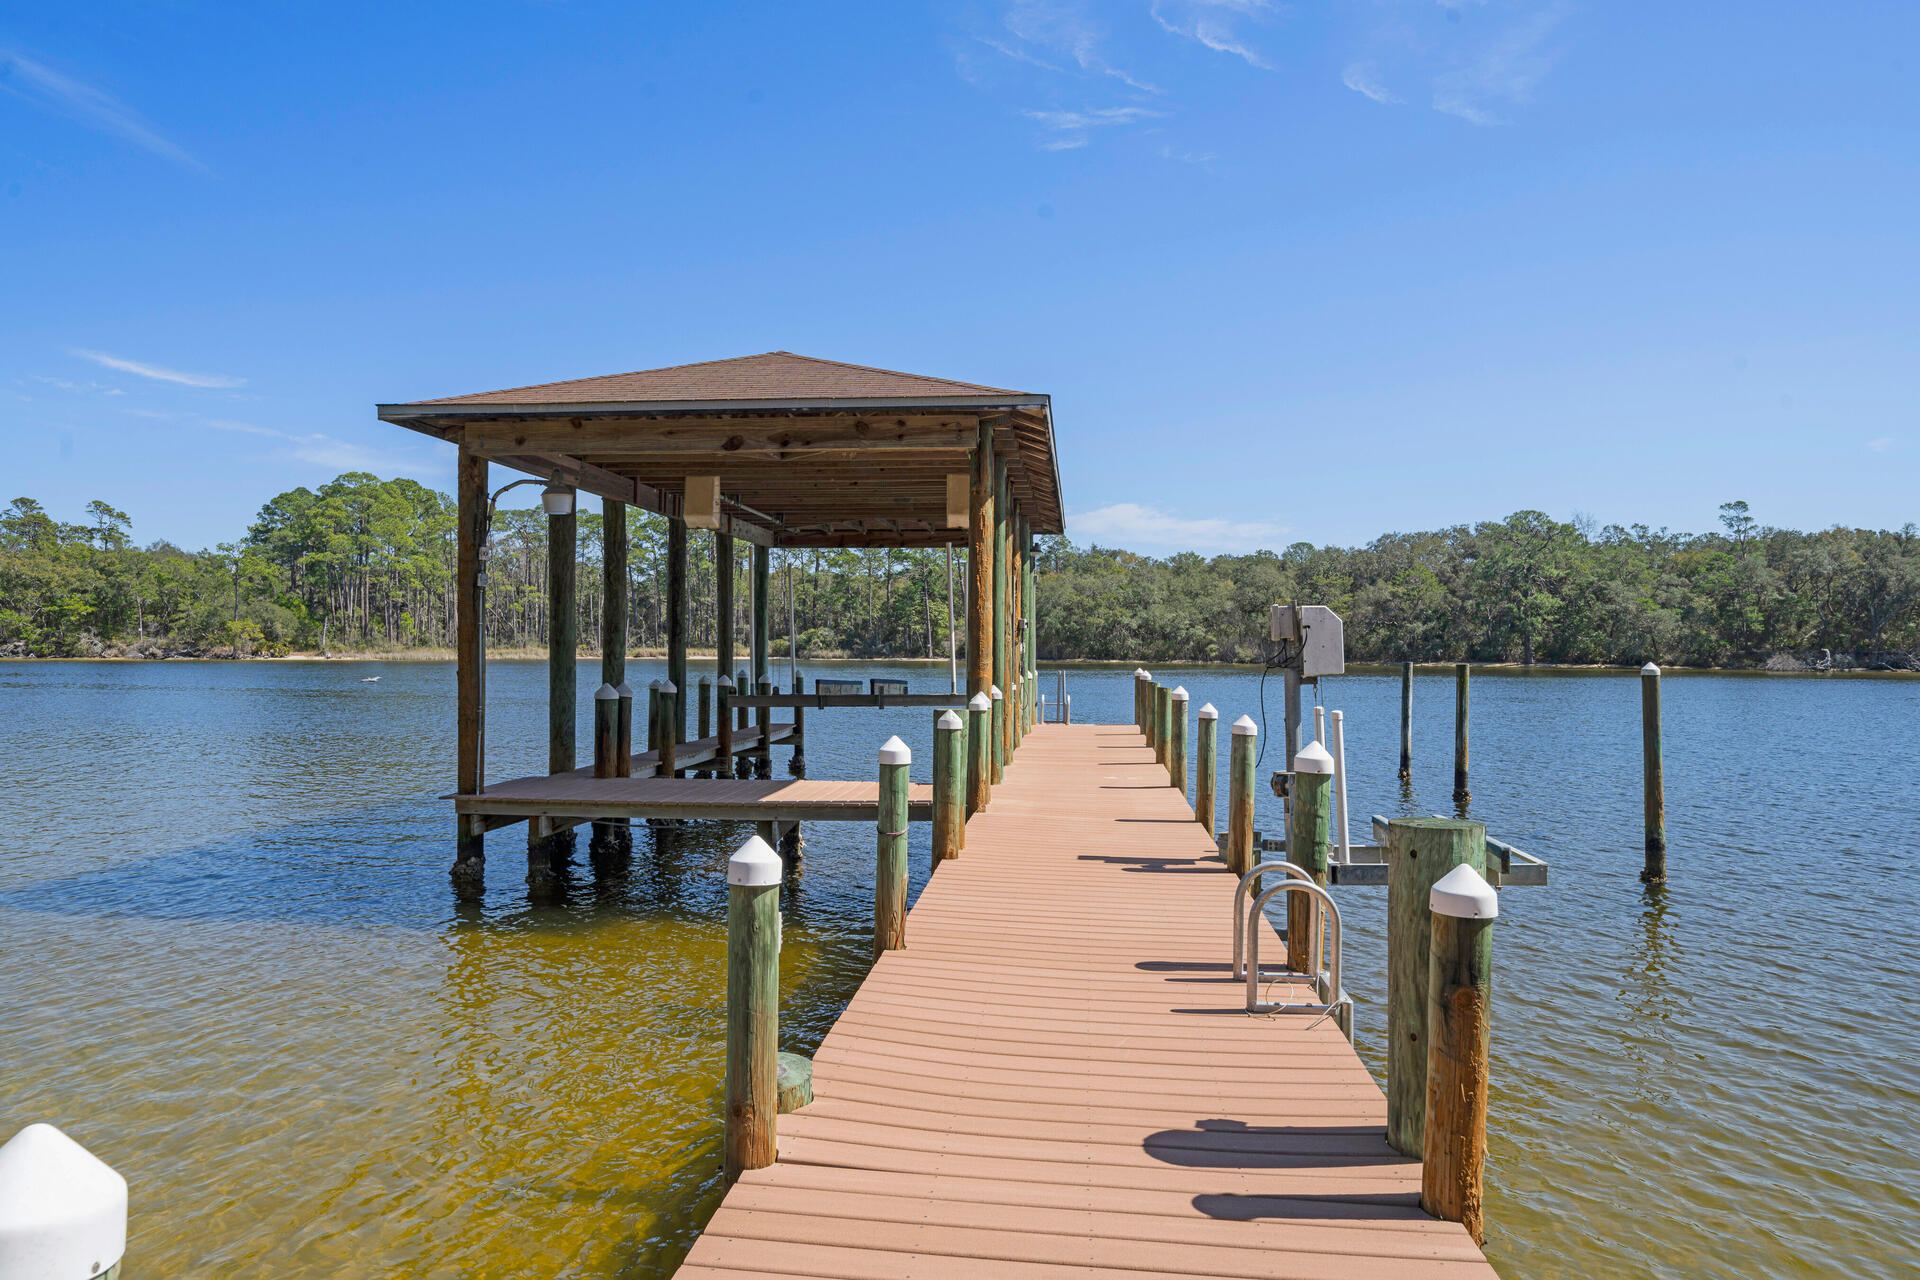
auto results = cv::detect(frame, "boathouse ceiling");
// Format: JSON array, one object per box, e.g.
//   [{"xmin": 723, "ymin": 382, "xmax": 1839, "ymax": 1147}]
[{"xmin": 376, "ymin": 351, "xmax": 1064, "ymax": 548}]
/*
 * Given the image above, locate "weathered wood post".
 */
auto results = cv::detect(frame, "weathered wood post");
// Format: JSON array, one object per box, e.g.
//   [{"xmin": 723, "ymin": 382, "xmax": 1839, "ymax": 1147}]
[
  {"xmin": 967, "ymin": 691, "xmax": 991, "ymax": 816},
  {"xmin": 967, "ymin": 424, "xmax": 994, "ymax": 797},
  {"xmin": 1400, "ymin": 661, "xmax": 1414, "ymax": 782},
  {"xmin": 715, "ymin": 527, "xmax": 735, "ymax": 750},
  {"xmin": 933, "ymin": 710, "xmax": 964, "ymax": 864},
  {"xmin": 989, "ymin": 686, "xmax": 1005, "ymax": 785},
  {"xmin": 535, "ymin": 485, "xmax": 578, "ymax": 873},
  {"xmin": 1134, "ymin": 669, "xmax": 1147, "ymax": 734},
  {"xmin": 667, "ymin": 516, "xmax": 688, "ymax": 746},
  {"xmin": 752, "ymin": 545, "xmax": 771, "ymax": 694},
  {"xmin": 723, "ymin": 833, "xmax": 782, "ymax": 1184},
  {"xmin": 593, "ymin": 683, "xmax": 619, "ymax": 778},
  {"xmin": 1168, "ymin": 686, "xmax": 1189, "ymax": 795},
  {"xmin": 1153, "ymin": 684, "xmax": 1172, "ymax": 767},
  {"xmin": 1288, "ymin": 740, "xmax": 1334, "ymax": 976},
  {"xmin": 736, "ymin": 667, "xmax": 751, "ymax": 732},
  {"xmin": 992, "ymin": 459, "xmax": 1009, "ymax": 778},
  {"xmin": 453, "ymin": 446, "xmax": 486, "ymax": 889},
  {"xmin": 755, "ymin": 676, "xmax": 774, "ymax": 779},
  {"xmin": 698, "ymin": 675, "xmax": 712, "ymax": 744},
  {"xmin": 615, "ymin": 682, "xmax": 633, "ymax": 777},
  {"xmin": 1227, "ymin": 715, "xmax": 1257, "ymax": 875},
  {"xmin": 647, "ymin": 679, "xmax": 663, "ymax": 756},
  {"xmin": 657, "ymin": 680, "xmax": 678, "ymax": 777},
  {"xmin": 1452, "ymin": 663, "xmax": 1470, "ymax": 804},
  {"xmin": 1422, "ymin": 863, "xmax": 1497, "ymax": 1245},
  {"xmin": 1386, "ymin": 817, "xmax": 1487, "ymax": 1158},
  {"xmin": 875, "ymin": 736, "xmax": 910, "ymax": 955},
  {"xmin": 1195, "ymin": 703, "xmax": 1218, "ymax": 840},
  {"xmin": 1641, "ymin": 662, "xmax": 1666, "ymax": 884},
  {"xmin": 715, "ymin": 676, "xmax": 734, "ymax": 779}
]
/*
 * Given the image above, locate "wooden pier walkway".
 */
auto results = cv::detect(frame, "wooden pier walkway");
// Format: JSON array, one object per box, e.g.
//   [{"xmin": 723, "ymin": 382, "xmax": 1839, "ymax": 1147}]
[{"xmin": 678, "ymin": 722, "xmax": 1497, "ymax": 1279}]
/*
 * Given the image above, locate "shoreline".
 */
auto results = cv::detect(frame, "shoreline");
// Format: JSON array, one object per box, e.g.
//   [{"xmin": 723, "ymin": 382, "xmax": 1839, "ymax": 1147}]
[{"xmin": 6, "ymin": 652, "xmax": 1914, "ymax": 678}]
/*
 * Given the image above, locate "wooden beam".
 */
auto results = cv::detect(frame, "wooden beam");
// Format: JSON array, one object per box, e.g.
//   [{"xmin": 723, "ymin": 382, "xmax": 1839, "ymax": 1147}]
[
  {"xmin": 456, "ymin": 448, "xmax": 486, "ymax": 798},
  {"xmin": 549, "ymin": 494, "xmax": 577, "ymax": 776},
  {"xmin": 668, "ymin": 515, "xmax": 689, "ymax": 744},
  {"xmin": 465, "ymin": 414, "xmax": 978, "ymax": 456}
]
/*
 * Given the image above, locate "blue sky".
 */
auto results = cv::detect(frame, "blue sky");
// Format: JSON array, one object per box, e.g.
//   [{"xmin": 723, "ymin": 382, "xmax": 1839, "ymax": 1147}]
[{"xmin": 4, "ymin": 2, "xmax": 1916, "ymax": 554}]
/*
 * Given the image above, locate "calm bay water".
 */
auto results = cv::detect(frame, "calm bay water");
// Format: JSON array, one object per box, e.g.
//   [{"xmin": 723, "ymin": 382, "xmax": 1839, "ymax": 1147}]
[{"xmin": 3, "ymin": 659, "xmax": 1917, "ymax": 1277}]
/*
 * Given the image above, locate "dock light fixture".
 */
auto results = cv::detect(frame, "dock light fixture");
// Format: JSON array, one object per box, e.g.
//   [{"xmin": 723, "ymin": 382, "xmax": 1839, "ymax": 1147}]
[{"xmin": 540, "ymin": 481, "xmax": 575, "ymax": 516}]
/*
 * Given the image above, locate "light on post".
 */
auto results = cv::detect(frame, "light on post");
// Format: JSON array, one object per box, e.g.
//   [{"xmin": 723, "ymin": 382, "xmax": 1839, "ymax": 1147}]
[{"xmin": 541, "ymin": 483, "xmax": 575, "ymax": 517}]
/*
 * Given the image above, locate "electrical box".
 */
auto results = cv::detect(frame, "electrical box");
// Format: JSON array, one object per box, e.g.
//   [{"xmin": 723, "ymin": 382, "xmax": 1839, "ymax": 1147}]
[{"xmin": 1270, "ymin": 604, "xmax": 1345, "ymax": 677}]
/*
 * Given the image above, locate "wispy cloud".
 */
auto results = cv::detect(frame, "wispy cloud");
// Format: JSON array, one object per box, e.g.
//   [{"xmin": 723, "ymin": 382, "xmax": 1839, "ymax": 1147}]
[
  {"xmin": 1341, "ymin": 62, "xmax": 1401, "ymax": 105},
  {"xmin": 1867, "ymin": 437, "xmax": 1894, "ymax": 453},
  {"xmin": 1070, "ymin": 501, "xmax": 1289, "ymax": 555},
  {"xmin": 1430, "ymin": 5, "xmax": 1566, "ymax": 126},
  {"xmin": 1025, "ymin": 105, "xmax": 1163, "ymax": 150},
  {"xmin": 0, "ymin": 49, "xmax": 203, "ymax": 170},
  {"xmin": 1004, "ymin": 0, "xmax": 1162, "ymax": 93},
  {"xmin": 127, "ymin": 408, "xmax": 437, "ymax": 477},
  {"xmin": 1159, "ymin": 144, "xmax": 1218, "ymax": 165},
  {"xmin": 1150, "ymin": 0, "xmax": 1276, "ymax": 70},
  {"xmin": 74, "ymin": 349, "xmax": 245, "ymax": 389}
]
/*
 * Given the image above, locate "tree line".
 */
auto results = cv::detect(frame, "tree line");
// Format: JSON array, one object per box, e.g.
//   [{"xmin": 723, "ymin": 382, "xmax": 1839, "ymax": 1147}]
[{"xmin": 3, "ymin": 480, "xmax": 1916, "ymax": 668}]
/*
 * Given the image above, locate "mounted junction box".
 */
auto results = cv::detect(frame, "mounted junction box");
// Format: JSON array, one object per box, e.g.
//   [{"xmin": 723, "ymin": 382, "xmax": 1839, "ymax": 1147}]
[{"xmin": 1270, "ymin": 604, "xmax": 1345, "ymax": 677}]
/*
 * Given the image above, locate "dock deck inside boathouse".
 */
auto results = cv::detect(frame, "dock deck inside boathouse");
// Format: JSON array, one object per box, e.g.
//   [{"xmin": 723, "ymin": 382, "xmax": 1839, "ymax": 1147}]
[{"xmin": 678, "ymin": 721, "xmax": 1497, "ymax": 1280}]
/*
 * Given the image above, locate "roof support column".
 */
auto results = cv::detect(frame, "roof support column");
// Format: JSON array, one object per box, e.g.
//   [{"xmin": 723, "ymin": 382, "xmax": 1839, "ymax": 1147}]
[
  {"xmin": 967, "ymin": 425, "xmax": 994, "ymax": 813},
  {"xmin": 715, "ymin": 530, "xmax": 735, "ymax": 778},
  {"xmin": 992, "ymin": 456, "xmax": 1009, "ymax": 783},
  {"xmin": 534, "ymin": 487, "xmax": 578, "ymax": 882},
  {"xmin": 752, "ymin": 545, "xmax": 771, "ymax": 689},
  {"xmin": 667, "ymin": 514, "xmax": 689, "ymax": 748},
  {"xmin": 592, "ymin": 497, "xmax": 632, "ymax": 861},
  {"xmin": 454, "ymin": 446, "xmax": 487, "ymax": 892}
]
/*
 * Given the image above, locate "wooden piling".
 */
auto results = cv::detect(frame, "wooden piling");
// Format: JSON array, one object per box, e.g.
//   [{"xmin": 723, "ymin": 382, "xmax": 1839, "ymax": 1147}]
[
  {"xmin": 454, "ymin": 447, "xmax": 486, "ymax": 886},
  {"xmin": 1641, "ymin": 662, "xmax": 1666, "ymax": 884},
  {"xmin": 1422, "ymin": 863, "xmax": 1497, "ymax": 1245},
  {"xmin": 716, "ymin": 676, "xmax": 734, "ymax": 779},
  {"xmin": 548, "ymin": 491, "xmax": 577, "ymax": 778},
  {"xmin": 1195, "ymin": 703, "xmax": 1218, "ymax": 840},
  {"xmin": 724, "ymin": 834, "xmax": 782, "ymax": 1184},
  {"xmin": 967, "ymin": 692, "xmax": 991, "ymax": 816},
  {"xmin": 1153, "ymin": 684, "xmax": 1172, "ymax": 767},
  {"xmin": 1400, "ymin": 661, "xmax": 1414, "ymax": 781},
  {"xmin": 989, "ymin": 686, "xmax": 1004, "ymax": 786},
  {"xmin": 1288, "ymin": 740, "xmax": 1334, "ymax": 976},
  {"xmin": 993, "ymin": 460, "xmax": 1009, "ymax": 776},
  {"xmin": 751, "ymin": 545, "xmax": 771, "ymax": 691},
  {"xmin": 593, "ymin": 683, "xmax": 619, "ymax": 778},
  {"xmin": 657, "ymin": 679, "xmax": 678, "ymax": 777},
  {"xmin": 1134, "ymin": 670, "xmax": 1147, "ymax": 734},
  {"xmin": 615, "ymin": 682, "xmax": 633, "ymax": 778},
  {"xmin": 668, "ymin": 516, "xmax": 688, "ymax": 744},
  {"xmin": 933, "ymin": 710, "xmax": 964, "ymax": 864},
  {"xmin": 698, "ymin": 675, "xmax": 713, "ymax": 744},
  {"xmin": 756, "ymin": 677, "xmax": 773, "ymax": 778},
  {"xmin": 875, "ymin": 736, "xmax": 910, "ymax": 956},
  {"xmin": 1227, "ymin": 716, "xmax": 1257, "ymax": 876},
  {"xmin": 736, "ymin": 668, "xmax": 750, "ymax": 732},
  {"xmin": 791, "ymin": 674, "xmax": 806, "ymax": 773},
  {"xmin": 647, "ymin": 680, "xmax": 663, "ymax": 756},
  {"xmin": 1168, "ymin": 686, "xmax": 1189, "ymax": 795},
  {"xmin": 715, "ymin": 528, "xmax": 735, "ymax": 737},
  {"xmin": 1385, "ymin": 817, "xmax": 1487, "ymax": 1158},
  {"xmin": 967, "ymin": 426, "xmax": 994, "ymax": 797},
  {"xmin": 1453, "ymin": 663, "xmax": 1470, "ymax": 804}
]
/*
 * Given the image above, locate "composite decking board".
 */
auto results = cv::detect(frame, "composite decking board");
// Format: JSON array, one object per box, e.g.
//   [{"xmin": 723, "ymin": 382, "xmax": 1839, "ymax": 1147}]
[{"xmin": 677, "ymin": 723, "xmax": 1494, "ymax": 1279}]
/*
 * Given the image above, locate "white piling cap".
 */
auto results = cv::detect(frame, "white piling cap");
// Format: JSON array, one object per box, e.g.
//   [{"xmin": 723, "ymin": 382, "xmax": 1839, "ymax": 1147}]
[
  {"xmin": 0, "ymin": 1123, "xmax": 127, "ymax": 1279},
  {"xmin": 728, "ymin": 834, "xmax": 783, "ymax": 887},
  {"xmin": 1170, "ymin": 685, "xmax": 1189, "ymax": 702},
  {"xmin": 595, "ymin": 682, "xmax": 619, "ymax": 701},
  {"xmin": 649, "ymin": 678, "xmax": 663, "ymax": 690},
  {"xmin": 1430, "ymin": 863, "xmax": 1499, "ymax": 919},
  {"xmin": 969, "ymin": 692, "xmax": 991, "ymax": 711},
  {"xmin": 937, "ymin": 710, "xmax": 963, "ymax": 730},
  {"xmin": 658, "ymin": 679, "xmax": 677, "ymax": 694},
  {"xmin": 1293, "ymin": 739, "xmax": 1334, "ymax": 774},
  {"xmin": 1641, "ymin": 662, "xmax": 1661, "ymax": 676},
  {"xmin": 1198, "ymin": 703, "xmax": 1218, "ymax": 720},
  {"xmin": 1231, "ymin": 714, "xmax": 1258, "ymax": 736},
  {"xmin": 878, "ymin": 735, "xmax": 912, "ymax": 765},
  {"xmin": 717, "ymin": 676, "xmax": 734, "ymax": 690},
  {"xmin": 699, "ymin": 674, "xmax": 712, "ymax": 685},
  {"xmin": 615, "ymin": 682, "xmax": 633, "ymax": 698},
  {"xmin": 990, "ymin": 685, "xmax": 1003, "ymax": 700}
]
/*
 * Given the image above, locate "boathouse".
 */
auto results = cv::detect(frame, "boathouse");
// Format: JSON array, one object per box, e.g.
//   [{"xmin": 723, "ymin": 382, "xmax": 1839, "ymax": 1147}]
[{"xmin": 378, "ymin": 351, "xmax": 1062, "ymax": 885}]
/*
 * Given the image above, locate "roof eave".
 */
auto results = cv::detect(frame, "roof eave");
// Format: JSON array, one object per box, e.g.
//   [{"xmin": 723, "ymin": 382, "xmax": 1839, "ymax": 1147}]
[{"xmin": 376, "ymin": 394, "xmax": 1049, "ymax": 420}]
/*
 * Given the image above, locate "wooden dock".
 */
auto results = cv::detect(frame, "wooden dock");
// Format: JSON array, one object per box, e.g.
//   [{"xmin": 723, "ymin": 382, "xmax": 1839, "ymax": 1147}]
[{"xmin": 678, "ymin": 722, "xmax": 1497, "ymax": 1279}]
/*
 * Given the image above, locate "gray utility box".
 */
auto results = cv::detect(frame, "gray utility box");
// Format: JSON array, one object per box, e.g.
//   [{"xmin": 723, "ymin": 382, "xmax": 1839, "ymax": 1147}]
[{"xmin": 1270, "ymin": 604, "xmax": 1346, "ymax": 677}]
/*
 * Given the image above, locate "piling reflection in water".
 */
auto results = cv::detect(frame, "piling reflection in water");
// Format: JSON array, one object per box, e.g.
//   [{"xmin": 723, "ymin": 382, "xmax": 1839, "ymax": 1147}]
[{"xmin": 2, "ymin": 658, "xmax": 1918, "ymax": 1278}]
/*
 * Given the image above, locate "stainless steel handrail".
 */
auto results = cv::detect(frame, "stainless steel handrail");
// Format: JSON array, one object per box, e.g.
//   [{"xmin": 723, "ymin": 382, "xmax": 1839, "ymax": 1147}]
[{"xmin": 1231, "ymin": 861, "xmax": 1314, "ymax": 979}]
